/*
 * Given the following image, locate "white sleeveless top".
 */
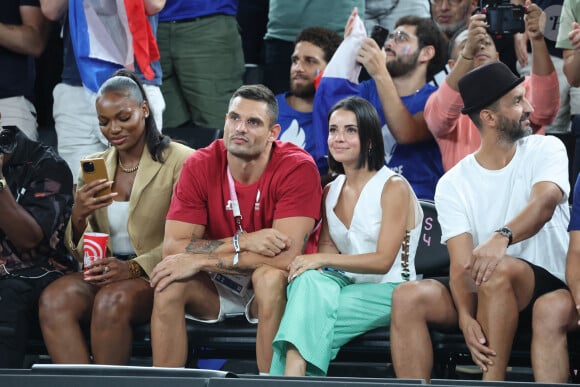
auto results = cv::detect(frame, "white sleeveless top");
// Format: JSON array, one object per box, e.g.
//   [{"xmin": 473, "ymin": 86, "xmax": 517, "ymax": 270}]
[
  {"xmin": 107, "ymin": 201, "xmax": 135, "ymax": 256},
  {"xmin": 325, "ymin": 166, "xmax": 423, "ymax": 284}
]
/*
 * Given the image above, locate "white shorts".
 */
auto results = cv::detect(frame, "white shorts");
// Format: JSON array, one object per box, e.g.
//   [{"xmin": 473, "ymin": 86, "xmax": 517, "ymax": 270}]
[
  {"xmin": 52, "ymin": 83, "xmax": 106, "ymax": 182},
  {"xmin": 185, "ymin": 277, "xmax": 257, "ymax": 324},
  {"xmin": 0, "ymin": 96, "xmax": 38, "ymax": 140}
]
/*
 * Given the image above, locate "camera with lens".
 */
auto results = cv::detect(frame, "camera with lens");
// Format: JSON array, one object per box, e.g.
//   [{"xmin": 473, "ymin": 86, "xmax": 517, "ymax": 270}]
[
  {"xmin": 0, "ymin": 125, "xmax": 18, "ymax": 154},
  {"xmin": 477, "ymin": 0, "xmax": 525, "ymax": 36}
]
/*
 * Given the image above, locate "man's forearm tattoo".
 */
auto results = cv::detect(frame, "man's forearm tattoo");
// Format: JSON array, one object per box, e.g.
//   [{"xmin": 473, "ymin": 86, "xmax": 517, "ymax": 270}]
[
  {"xmin": 215, "ymin": 257, "xmax": 253, "ymax": 275},
  {"xmin": 185, "ymin": 236, "xmax": 224, "ymax": 254},
  {"xmin": 301, "ymin": 233, "xmax": 309, "ymax": 254}
]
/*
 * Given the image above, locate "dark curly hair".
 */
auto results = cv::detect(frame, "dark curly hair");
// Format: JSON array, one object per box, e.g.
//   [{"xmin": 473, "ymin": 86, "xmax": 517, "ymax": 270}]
[{"xmin": 295, "ymin": 27, "xmax": 343, "ymax": 63}]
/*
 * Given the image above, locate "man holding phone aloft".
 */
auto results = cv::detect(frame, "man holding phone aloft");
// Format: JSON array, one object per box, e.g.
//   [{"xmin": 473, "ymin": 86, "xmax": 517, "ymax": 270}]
[{"xmin": 0, "ymin": 113, "xmax": 75, "ymax": 368}]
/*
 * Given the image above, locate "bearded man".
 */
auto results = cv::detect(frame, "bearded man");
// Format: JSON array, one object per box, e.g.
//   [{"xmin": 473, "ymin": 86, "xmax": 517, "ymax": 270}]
[
  {"xmin": 275, "ymin": 27, "xmax": 342, "ymax": 175},
  {"xmin": 391, "ymin": 60, "xmax": 569, "ymax": 382},
  {"xmin": 314, "ymin": 10, "xmax": 446, "ymax": 200}
]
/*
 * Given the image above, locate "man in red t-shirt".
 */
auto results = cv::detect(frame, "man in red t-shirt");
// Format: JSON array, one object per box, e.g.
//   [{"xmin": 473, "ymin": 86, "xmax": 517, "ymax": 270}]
[{"xmin": 149, "ymin": 84, "xmax": 322, "ymax": 368}]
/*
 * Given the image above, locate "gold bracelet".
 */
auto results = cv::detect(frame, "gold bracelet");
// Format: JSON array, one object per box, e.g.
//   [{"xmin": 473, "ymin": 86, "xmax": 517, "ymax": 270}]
[
  {"xmin": 460, "ymin": 50, "xmax": 474, "ymax": 61},
  {"xmin": 128, "ymin": 260, "xmax": 144, "ymax": 278}
]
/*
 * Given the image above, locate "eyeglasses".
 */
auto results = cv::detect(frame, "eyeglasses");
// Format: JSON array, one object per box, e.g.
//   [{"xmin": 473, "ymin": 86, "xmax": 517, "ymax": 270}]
[
  {"xmin": 430, "ymin": 0, "xmax": 465, "ymax": 6},
  {"xmin": 387, "ymin": 30, "xmax": 414, "ymax": 45}
]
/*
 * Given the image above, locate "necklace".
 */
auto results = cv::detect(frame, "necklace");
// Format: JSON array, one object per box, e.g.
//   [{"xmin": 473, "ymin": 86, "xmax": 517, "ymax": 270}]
[{"xmin": 118, "ymin": 156, "xmax": 139, "ymax": 173}]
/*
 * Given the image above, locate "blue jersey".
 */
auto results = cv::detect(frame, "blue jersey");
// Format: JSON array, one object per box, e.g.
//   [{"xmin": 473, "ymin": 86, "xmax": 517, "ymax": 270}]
[
  {"xmin": 569, "ymin": 176, "xmax": 580, "ymax": 231},
  {"xmin": 315, "ymin": 76, "xmax": 443, "ymax": 200},
  {"xmin": 276, "ymin": 93, "xmax": 328, "ymax": 175}
]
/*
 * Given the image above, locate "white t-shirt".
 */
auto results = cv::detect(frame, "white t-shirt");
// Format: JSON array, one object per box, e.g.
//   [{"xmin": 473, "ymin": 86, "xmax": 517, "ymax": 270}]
[{"xmin": 434, "ymin": 135, "xmax": 570, "ymax": 282}]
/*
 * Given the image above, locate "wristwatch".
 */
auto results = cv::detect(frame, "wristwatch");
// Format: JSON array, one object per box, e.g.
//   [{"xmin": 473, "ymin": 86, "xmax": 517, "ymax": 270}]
[
  {"xmin": 0, "ymin": 176, "xmax": 6, "ymax": 193},
  {"xmin": 495, "ymin": 226, "xmax": 513, "ymax": 246}
]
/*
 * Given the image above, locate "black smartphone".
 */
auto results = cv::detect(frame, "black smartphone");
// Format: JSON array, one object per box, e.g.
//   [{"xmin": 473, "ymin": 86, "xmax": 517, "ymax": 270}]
[{"xmin": 370, "ymin": 25, "xmax": 389, "ymax": 48}]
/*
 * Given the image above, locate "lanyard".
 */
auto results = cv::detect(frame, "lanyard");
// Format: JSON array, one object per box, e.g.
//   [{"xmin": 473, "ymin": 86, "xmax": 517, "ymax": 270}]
[{"xmin": 226, "ymin": 166, "xmax": 244, "ymax": 234}]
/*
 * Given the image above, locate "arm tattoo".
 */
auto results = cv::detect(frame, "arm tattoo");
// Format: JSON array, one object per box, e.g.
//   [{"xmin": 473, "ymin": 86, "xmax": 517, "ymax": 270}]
[
  {"xmin": 185, "ymin": 236, "xmax": 224, "ymax": 254},
  {"xmin": 216, "ymin": 257, "xmax": 253, "ymax": 275},
  {"xmin": 301, "ymin": 233, "xmax": 309, "ymax": 254}
]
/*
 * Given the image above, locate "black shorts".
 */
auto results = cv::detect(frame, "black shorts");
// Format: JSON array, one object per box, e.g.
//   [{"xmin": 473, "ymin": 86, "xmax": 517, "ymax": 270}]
[{"xmin": 432, "ymin": 259, "xmax": 566, "ymax": 330}]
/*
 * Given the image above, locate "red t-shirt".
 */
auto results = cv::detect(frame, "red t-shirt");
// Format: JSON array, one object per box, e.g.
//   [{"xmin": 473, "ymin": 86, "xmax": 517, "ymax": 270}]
[{"xmin": 167, "ymin": 140, "xmax": 322, "ymax": 240}]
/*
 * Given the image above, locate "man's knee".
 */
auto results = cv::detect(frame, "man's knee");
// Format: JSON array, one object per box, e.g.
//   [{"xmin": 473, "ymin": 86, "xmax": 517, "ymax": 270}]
[
  {"xmin": 252, "ymin": 266, "xmax": 287, "ymax": 301},
  {"xmin": 153, "ymin": 280, "xmax": 189, "ymax": 311},
  {"xmin": 478, "ymin": 260, "xmax": 518, "ymax": 296},
  {"xmin": 392, "ymin": 280, "xmax": 448, "ymax": 322},
  {"xmin": 533, "ymin": 289, "xmax": 576, "ymax": 333}
]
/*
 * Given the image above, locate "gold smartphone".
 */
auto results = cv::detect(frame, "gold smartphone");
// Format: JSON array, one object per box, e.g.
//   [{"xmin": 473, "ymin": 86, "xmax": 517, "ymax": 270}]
[{"xmin": 80, "ymin": 158, "xmax": 111, "ymax": 197}]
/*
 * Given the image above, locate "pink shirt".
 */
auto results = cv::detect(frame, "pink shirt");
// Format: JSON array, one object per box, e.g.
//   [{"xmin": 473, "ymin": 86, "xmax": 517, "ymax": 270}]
[{"xmin": 425, "ymin": 71, "xmax": 559, "ymax": 171}]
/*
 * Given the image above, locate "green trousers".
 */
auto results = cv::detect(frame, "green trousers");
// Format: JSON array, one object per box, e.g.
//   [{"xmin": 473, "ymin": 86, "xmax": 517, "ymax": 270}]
[{"xmin": 270, "ymin": 270, "xmax": 400, "ymax": 376}]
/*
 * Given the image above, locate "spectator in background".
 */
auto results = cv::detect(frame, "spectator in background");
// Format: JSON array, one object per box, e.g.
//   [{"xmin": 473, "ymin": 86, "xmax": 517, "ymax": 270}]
[
  {"xmin": 425, "ymin": 6, "xmax": 559, "ymax": 172},
  {"xmin": 236, "ymin": 0, "xmax": 269, "ymax": 84},
  {"xmin": 515, "ymin": 0, "xmax": 580, "ymax": 135},
  {"xmin": 277, "ymin": 27, "xmax": 343, "ymax": 176},
  {"xmin": 556, "ymin": 0, "xmax": 580, "ymax": 186},
  {"xmin": 263, "ymin": 0, "xmax": 364, "ymax": 95},
  {"xmin": 0, "ymin": 112, "xmax": 75, "ymax": 368},
  {"xmin": 0, "ymin": 0, "xmax": 50, "ymax": 140},
  {"xmin": 157, "ymin": 0, "xmax": 244, "ymax": 130},
  {"xmin": 314, "ymin": 9, "xmax": 446, "ymax": 200},
  {"xmin": 364, "ymin": 0, "xmax": 430, "ymax": 34},
  {"xmin": 429, "ymin": 0, "xmax": 518, "ymax": 84},
  {"xmin": 38, "ymin": 70, "xmax": 192, "ymax": 365},
  {"xmin": 40, "ymin": 0, "xmax": 166, "ymax": 182},
  {"xmin": 430, "ymin": 0, "xmax": 476, "ymax": 40}
]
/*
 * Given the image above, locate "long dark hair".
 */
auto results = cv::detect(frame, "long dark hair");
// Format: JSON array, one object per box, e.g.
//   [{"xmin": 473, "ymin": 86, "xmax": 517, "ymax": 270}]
[
  {"xmin": 97, "ymin": 69, "xmax": 170, "ymax": 162},
  {"xmin": 327, "ymin": 96, "xmax": 385, "ymax": 174}
]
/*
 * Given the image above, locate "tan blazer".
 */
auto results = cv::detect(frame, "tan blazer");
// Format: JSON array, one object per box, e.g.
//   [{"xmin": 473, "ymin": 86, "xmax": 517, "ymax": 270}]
[{"xmin": 65, "ymin": 141, "xmax": 194, "ymax": 277}]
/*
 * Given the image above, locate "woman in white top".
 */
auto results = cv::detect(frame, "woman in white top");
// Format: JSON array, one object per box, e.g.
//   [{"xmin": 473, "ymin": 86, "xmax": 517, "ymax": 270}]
[
  {"xmin": 38, "ymin": 70, "xmax": 193, "ymax": 364},
  {"xmin": 270, "ymin": 96, "xmax": 423, "ymax": 376}
]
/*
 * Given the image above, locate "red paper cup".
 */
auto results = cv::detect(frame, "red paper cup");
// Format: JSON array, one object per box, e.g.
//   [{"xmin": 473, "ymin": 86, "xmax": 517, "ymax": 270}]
[{"xmin": 83, "ymin": 232, "xmax": 109, "ymax": 278}]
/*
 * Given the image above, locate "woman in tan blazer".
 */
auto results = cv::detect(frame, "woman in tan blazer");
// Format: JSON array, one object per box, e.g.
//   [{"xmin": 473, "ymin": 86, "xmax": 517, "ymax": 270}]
[{"xmin": 38, "ymin": 70, "xmax": 194, "ymax": 364}]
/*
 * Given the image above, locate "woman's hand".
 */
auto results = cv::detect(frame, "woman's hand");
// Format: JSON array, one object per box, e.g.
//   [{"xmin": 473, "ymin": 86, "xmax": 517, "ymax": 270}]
[
  {"xmin": 71, "ymin": 179, "xmax": 117, "ymax": 233},
  {"xmin": 84, "ymin": 257, "xmax": 131, "ymax": 286},
  {"xmin": 73, "ymin": 179, "xmax": 116, "ymax": 221},
  {"xmin": 287, "ymin": 253, "xmax": 326, "ymax": 282}
]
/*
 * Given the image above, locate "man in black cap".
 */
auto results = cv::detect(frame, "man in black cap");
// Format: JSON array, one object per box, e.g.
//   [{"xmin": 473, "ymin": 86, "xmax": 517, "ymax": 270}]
[{"xmin": 391, "ymin": 61, "xmax": 570, "ymax": 381}]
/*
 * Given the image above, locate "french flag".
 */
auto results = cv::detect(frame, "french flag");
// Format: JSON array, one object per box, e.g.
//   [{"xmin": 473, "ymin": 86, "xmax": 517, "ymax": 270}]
[{"xmin": 69, "ymin": 0, "xmax": 159, "ymax": 93}]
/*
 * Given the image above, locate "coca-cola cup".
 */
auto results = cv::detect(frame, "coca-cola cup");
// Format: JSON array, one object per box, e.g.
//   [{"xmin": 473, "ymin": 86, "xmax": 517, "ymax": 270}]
[{"xmin": 83, "ymin": 232, "xmax": 109, "ymax": 279}]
